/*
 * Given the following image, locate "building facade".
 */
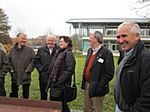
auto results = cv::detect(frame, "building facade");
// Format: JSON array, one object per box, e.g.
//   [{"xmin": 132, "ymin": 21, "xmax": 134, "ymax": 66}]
[{"xmin": 66, "ymin": 18, "xmax": 150, "ymax": 55}]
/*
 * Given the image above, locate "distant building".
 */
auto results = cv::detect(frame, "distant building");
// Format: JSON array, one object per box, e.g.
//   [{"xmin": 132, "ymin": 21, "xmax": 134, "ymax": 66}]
[{"xmin": 66, "ymin": 18, "xmax": 150, "ymax": 55}]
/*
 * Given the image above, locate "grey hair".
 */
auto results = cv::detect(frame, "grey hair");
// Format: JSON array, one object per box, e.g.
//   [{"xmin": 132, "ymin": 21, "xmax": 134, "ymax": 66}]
[
  {"xmin": 118, "ymin": 22, "xmax": 141, "ymax": 38},
  {"xmin": 46, "ymin": 34, "xmax": 57, "ymax": 40},
  {"xmin": 94, "ymin": 31, "xmax": 103, "ymax": 43}
]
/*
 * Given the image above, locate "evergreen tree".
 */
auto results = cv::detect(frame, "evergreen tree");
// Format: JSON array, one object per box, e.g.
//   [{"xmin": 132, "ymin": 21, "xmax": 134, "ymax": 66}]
[{"xmin": 0, "ymin": 8, "xmax": 11, "ymax": 44}]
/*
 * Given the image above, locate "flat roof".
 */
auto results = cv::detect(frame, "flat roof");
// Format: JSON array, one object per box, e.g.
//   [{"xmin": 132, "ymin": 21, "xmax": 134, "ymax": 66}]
[
  {"xmin": 66, "ymin": 18, "xmax": 150, "ymax": 23},
  {"xmin": 66, "ymin": 18, "xmax": 150, "ymax": 29}
]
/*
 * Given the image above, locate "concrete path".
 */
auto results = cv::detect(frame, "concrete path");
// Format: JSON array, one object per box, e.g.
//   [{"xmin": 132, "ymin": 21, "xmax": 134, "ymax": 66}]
[{"xmin": 71, "ymin": 110, "xmax": 82, "ymax": 112}]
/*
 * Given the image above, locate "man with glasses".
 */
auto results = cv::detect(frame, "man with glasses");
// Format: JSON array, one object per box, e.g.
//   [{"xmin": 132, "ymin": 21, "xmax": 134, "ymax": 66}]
[{"xmin": 114, "ymin": 22, "xmax": 150, "ymax": 112}]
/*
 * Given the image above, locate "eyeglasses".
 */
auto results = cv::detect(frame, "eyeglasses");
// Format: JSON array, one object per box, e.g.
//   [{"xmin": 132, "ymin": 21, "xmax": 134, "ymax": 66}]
[{"xmin": 116, "ymin": 34, "xmax": 128, "ymax": 39}]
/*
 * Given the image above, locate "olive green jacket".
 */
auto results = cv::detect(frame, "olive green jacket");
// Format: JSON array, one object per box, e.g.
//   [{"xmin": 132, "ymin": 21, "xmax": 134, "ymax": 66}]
[{"xmin": 9, "ymin": 43, "xmax": 35, "ymax": 85}]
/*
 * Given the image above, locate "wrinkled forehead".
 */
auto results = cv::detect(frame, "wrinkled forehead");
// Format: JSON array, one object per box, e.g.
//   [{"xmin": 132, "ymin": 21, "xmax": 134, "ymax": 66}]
[
  {"xmin": 46, "ymin": 37, "xmax": 56, "ymax": 41},
  {"xmin": 118, "ymin": 22, "xmax": 134, "ymax": 31},
  {"xmin": 89, "ymin": 32, "xmax": 95, "ymax": 37},
  {"xmin": 117, "ymin": 25, "xmax": 131, "ymax": 34},
  {"xmin": 46, "ymin": 35, "xmax": 56, "ymax": 40}
]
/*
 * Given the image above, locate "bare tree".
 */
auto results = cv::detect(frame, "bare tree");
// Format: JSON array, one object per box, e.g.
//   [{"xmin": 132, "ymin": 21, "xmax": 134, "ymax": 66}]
[
  {"xmin": 71, "ymin": 33, "xmax": 82, "ymax": 53},
  {"xmin": 131, "ymin": 0, "xmax": 150, "ymax": 17},
  {"xmin": 14, "ymin": 27, "xmax": 25, "ymax": 35},
  {"xmin": 44, "ymin": 26, "xmax": 53, "ymax": 35}
]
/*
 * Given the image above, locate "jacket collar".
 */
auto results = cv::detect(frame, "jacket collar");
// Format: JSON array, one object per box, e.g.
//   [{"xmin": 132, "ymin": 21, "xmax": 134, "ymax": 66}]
[
  {"xmin": 44, "ymin": 45, "xmax": 50, "ymax": 53},
  {"xmin": 91, "ymin": 46, "xmax": 105, "ymax": 69},
  {"xmin": 44, "ymin": 44, "xmax": 58, "ymax": 53},
  {"xmin": 126, "ymin": 40, "xmax": 144, "ymax": 64},
  {"xmin": 85, "ymin": 46, "xmax": 104, "ymax": 69},
  {"xmin": 14, "ymin": 42, "xmax": 25, "ymax": 50}
]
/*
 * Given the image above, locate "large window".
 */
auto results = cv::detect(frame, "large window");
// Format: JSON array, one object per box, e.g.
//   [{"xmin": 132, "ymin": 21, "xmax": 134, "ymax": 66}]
[
  {"xmin": 89, "ymin": 29, "xmax": 103, "ymax": 34},
  {"xmin": 141, "ymin": 29, "xmax": 150, "ymax": 37},
  {"xmin": 103, "ymin": 43, "xmax": 109, "ymax": 48},
  {"xmin": 81, "ymin": 28, "xmax": 88, "ymax": 37},
  {"xmin": 106, "ymin": 29, "xmax": 116, "ymax": 36},
  {"xmin": 112, "ymin": 44, "xmax": 118, "ymax": 51},
  {"xmin": 103, "ymin": 42, "xmax": 118, "ymax": 51}
]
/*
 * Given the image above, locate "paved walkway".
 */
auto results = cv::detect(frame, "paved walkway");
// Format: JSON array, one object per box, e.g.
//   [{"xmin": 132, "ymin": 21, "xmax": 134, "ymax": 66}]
[{"xmin": 71, "ymin": 110, "xmax": 82, "ymax": 112}]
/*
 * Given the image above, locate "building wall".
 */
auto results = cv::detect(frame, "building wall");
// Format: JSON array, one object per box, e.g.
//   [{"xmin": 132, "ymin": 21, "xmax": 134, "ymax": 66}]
[{"xmin": 68, "ymin": 18, "xmax": 150, "ymax": 55}]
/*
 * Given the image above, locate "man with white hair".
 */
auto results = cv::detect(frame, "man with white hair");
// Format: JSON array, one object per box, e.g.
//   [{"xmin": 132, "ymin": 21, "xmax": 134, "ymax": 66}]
[
  {"xmin": 34, "ymin": 34, "xmax": 58, "ymax": 100},
  {"xmin": 114, "ymin": 22, "xmax": 150, "ymax": 112}
]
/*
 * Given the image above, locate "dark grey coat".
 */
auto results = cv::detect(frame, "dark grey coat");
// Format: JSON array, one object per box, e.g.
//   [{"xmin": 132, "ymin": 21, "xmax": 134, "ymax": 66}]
[
  {"xmin": 0, "ymin": 49, "xmax": 9, "ymax": 84},
  {"xmin": 0, "ymin": 49, "xmax": 9, "ymax": 96},
  {"xmin": 115, "ymin": 41, "xmax": 150, "ymax": 112},
  {"xmin": 8, "ymin": 43, "xmax": 35, "ymax": 85}
]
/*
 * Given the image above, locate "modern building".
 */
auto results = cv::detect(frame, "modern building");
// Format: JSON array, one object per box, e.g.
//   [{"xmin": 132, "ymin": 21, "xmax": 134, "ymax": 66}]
[{"xmin": 66, "ymin": 18, "xmax": 150, "ymax": 55}]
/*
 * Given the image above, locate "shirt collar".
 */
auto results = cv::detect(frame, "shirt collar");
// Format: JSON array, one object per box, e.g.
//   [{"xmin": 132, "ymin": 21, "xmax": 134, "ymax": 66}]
[
  {"xmin": 124, "ymin": 49, "xmax": 134, "ymax": 58},
  {"xmin": 92, "ymin": 45, "xmax": 102, "ymax": 54}
]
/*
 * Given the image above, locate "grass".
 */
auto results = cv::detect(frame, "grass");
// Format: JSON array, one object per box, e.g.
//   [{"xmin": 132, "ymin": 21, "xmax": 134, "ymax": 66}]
[{"xmin": 5, "ymin": 53, "xmax": 117, "ymax": 111}]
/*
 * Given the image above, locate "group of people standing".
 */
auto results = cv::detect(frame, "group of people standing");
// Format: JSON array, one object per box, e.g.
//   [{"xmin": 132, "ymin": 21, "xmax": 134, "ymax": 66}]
[
  {"xmin": 0, "ymin": 33, "xmax": 75, "ymax": 112},
  {"xmin": 0, "ymin": 21, "xmax": 150, "ymax": 112},
  {"xmin": 0, "ymin": 33, "xmax": 35, "ymax": 98},
  {"xmin": 34, "ymin": 34, "xmax": 76, "ymax": 111},
  {"xmin": 82, "ymin": 21, "xmax": 150, "ymax": 112}
]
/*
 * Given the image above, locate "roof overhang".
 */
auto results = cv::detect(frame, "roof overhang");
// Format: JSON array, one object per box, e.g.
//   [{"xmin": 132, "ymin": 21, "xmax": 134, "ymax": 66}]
[{"xmin": 66, "ymin": 18, "xmax": 150, "ymax": 28}]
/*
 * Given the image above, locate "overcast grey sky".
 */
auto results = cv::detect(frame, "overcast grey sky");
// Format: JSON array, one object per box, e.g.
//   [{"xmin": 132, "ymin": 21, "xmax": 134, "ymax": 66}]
[{"xmin": 0, "ymin": 0, "xmax": 139, "ymax": 38}]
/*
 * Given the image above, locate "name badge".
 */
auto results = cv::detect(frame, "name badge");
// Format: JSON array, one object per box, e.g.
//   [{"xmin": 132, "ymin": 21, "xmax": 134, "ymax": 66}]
[{"xmin": 98, "ymin": 58, "xmax": 104, "ymax": 63}]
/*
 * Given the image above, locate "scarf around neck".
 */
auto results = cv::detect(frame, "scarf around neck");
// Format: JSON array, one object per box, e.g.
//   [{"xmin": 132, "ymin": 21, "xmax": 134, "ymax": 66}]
[{"xmin": 50, "ymin": 47, "xmax": 72, "ymax": 82}]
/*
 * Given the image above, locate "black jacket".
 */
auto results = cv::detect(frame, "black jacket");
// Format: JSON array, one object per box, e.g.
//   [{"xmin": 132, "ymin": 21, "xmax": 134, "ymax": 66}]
[
  {"xmin": 0, "ymin": 49, "xmax": 9, "ymax": 84},
  {"xmin": 46, "ymin": 47, "xmax": 76, "ymax": 98},
  {"xmin": 0, "ymin": 49, "xmax": 9, "ymax": 96},
  {"xmin": 118, "ymin": 41, "xmax": 150, "ymax": 112},
  {"xmin": 34, "ymin": 45, "xmax": 58, "ymax": 83},
  {"xmin": 81, "ymin": 46, "xmax": 114, "ymax": 98}
]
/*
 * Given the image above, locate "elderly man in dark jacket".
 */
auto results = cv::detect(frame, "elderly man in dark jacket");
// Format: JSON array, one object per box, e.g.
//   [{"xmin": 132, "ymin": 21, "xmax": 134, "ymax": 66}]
[
  {"xmin": 81, "ymin": 31, "xmax": 114, "ymax": 112},
  {"xmin": 114, "ymin": 22, "xmax": 150, "ymax": 112},
  {"xmin": 0, "ymin": 47, "xmax": 9, "ymax": 96},
  {"xmin": 34, "ymin": 34, "xmax": 58, "ymax": 100},
  {"xmin": 9, "ymin": 33, "xmax": 35, "ymax": 99}
]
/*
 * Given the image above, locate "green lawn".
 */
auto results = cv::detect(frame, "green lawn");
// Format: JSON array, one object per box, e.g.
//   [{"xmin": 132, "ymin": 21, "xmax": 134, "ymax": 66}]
[{"xmin": 5, "ymin": 53, "xmax": 117, "ymax": 111}]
